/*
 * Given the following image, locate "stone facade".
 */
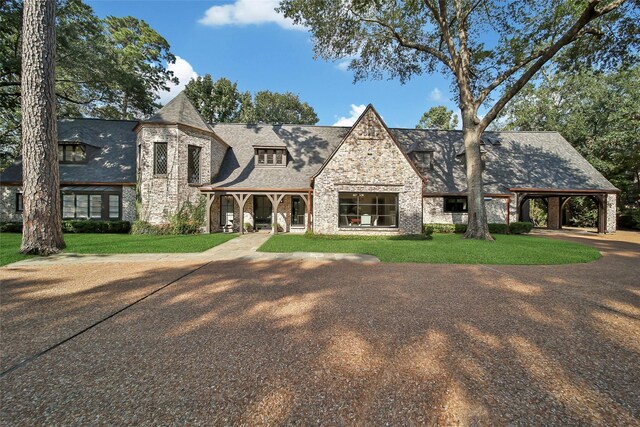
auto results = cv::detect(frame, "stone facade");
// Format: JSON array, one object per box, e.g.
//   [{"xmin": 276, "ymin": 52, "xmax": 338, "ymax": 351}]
[
  {"xmin": 0, "ymin": 186, "xmax": 22, "ymax": 222},
  {"xmin": 422, "ymin": 197, "xmax": 510, "ymax": 225},
  {"xmin": 313, "ymin": 108, "xmax": 423, "ymax": 235},
  {"xmin": 137, "ymin": 124, "xmax": 226, "ymax": 224},
  {"xmin": 121, "ymin": 185, "xmax": 136, "ymax": 223},
  {"xmin": 606, "ymin": 193, "xmax": 617, "ymax": 234}
]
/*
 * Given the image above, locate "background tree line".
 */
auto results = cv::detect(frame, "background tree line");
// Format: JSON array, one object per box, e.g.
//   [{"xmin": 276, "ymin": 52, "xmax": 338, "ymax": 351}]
[{"xmin": 184, "ymin": 74, "xmax": 318, "ymax": 125}]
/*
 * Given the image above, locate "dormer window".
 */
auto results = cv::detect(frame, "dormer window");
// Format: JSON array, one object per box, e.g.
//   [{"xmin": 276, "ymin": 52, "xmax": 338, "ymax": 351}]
[
  {"xmin": 255, "ymin": 148, "xmax": 287, "ymax": 167},
  {"xmin": 58, "ymin": 143, "xmax": 86, "ymax": 163},
  {"xmin": 413, "ymin": 151, "xmax": 433, "ymax": 173}
]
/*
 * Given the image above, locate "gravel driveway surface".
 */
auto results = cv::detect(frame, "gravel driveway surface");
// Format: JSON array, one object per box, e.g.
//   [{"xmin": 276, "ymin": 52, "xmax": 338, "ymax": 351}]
[{"xmin": 1, "ymin": 232, "xmax": 638, "ymax": 425}]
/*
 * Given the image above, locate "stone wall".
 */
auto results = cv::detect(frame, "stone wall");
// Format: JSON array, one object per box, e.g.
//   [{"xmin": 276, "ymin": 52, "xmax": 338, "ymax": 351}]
[
  {"xmin": 122, "ymin": 185, "xmax": 136, "ymax": 223},
  {"xmin": 137, "ymin": 125, "xmax": 226, "ymax": 224},
  {"xmin": 0, "ymin": 186, "xmax": 22, "ymax": 222},
  {"xmin": 422, "ymin": 197, "xmax": 509, "ymax": 225},
  {"xmin": 313, "ymin": 108, "xmax": 423, "ymax": 235},
  {"xmin": 606, "ymin": 193, "xmax": 617, "ymax": 233}
]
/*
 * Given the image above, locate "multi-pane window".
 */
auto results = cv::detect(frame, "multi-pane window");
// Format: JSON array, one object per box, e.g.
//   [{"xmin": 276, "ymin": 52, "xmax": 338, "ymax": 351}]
[
  {"xmin": 109, "ymin": 195, "xmax": 120, "ymax": 219},
  {"xmin": 188, "ymin": 145, "xmax": 201, "ymax": 183},
  {"xmin": 62, "ymin": 193, "xmax": 121, "ymax": 220},
  {"xmin": 58, "ymin": 143, "xmax": 86, "ymax": 163},
  {"xmin": 220, "ymin": 196, "xmax": 234, "ymax": 227},
  {"xmin": 291, "ymin": 196, "xmax": 305, "ymax": 226},
  {"xmin": 444, "ymin": 197, "xmax": 468, "ymax": 213},
  {"xmin": 16, "ymin": 193, "xmax": 23, "ymax": 212},
  {"xmin": 90, "ymin": 195, "xmax": 102, "ymax": 219},
  {"xmin": 413, "ymin": 151, "xmax": 433, "ymax": 172},
  {"xmin": 154, "ymin": 142, "xmax": 168, "ymax": 175},
  {"xmin": 338, "ymin": 193, "xmax": 398, "ymax": 228},
  {"xmin": 256, "ymin": 149, "xmax": 286, "ymax": 166}
]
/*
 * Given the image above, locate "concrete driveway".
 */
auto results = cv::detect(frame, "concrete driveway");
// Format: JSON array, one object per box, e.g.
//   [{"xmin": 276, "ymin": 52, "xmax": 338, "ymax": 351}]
[{"xmin": 1, "ymin": 232, "xmax": 639, "ymax": 425}]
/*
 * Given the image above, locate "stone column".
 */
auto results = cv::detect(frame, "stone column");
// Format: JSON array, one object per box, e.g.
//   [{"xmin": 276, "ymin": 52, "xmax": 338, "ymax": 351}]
[
  {"xmin": 547, "ymin": 196, "xmax": 561, "ymax": 230},
  {"xmin": 606, "ymin": 193, "xmax": 617, "ymax": 234}
]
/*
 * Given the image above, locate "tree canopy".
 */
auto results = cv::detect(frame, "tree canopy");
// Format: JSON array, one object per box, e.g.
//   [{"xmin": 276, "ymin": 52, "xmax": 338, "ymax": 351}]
[
  {"xmin": 278, "ymin": 0, "xmax": 637, "ymax": 239},
  {"xmin": 416, "ymin": 106, "xmax": 459, "ymax": 130},
  {"xmin": 185, "ymin": 74, "xmax": 319, "ymax": 125},
  {"xmin": 1, "ymin": 0, "xmax": 176, "ymax": 166}
]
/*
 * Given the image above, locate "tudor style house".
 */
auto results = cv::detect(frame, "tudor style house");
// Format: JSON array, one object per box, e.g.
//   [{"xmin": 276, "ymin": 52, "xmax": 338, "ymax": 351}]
[{"xmin": 0, "ymin": 92, "xmax": 619, "ymax": 234}]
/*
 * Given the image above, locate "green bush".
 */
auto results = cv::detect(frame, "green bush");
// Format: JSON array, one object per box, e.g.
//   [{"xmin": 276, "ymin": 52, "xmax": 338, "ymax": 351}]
[
  {"xmin": 423, "ymin": 223, "xmax": 468, "ymax": 233},
  {"xmin": 0, "ymin": 222, "xmax": 22, "ymax": 232},
  {"xmin": 167, "ymin": 198, "xmax": 206, "ymax": 235},
  {"xmin": 131, "ymin": 220, "xmax": 171, "ymax": 235},
  {"xmin": 422, "ymin": 224, "xmax": 434, "ymax": 240},
  {"xmin": 62, "ymin": 220, "xmax": 131, "ymax": 233},
  {"xmin": 1, "ymin": 220, "xmax": 130, "ymax": 233},
  {"xmin": 488, "ymin": 223, "xmax": 509, "ymax": 234},
  {"xmin": 244, "ymin": 222, "xmax": 253, "ymax": 232},
  {"xmin": 618, "ymin": 208, "xmax": 640, "ymax": 230},
  {"xmin": 509, "ymin": 221, "xmax": 533, "ymax": 234}
]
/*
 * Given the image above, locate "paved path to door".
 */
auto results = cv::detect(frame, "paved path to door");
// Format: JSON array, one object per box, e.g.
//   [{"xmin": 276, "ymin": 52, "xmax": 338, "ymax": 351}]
[
  {"xmin": 7, "ymin": 232, "xmax": 379, "ymax": 266},
  {"xmin": 1, "ymin": 231, "xmax": 638, "ymax": 424}
]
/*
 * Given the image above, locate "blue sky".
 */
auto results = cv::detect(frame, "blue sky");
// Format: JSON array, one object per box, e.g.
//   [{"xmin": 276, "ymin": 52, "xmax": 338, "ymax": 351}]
[{"xmin": 87, "ymin": 0, "xmax": 457, "ymax": 128}]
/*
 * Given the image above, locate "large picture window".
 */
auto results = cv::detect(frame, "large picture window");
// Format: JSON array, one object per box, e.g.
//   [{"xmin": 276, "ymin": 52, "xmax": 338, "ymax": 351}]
[
  {"xmin": 188, "ymin": 145, "xmax": 201, "ymax": 183},
  {"xmin": 444, "ymin": 197, "xmax": 468, "ymax": 213},
  {"xmin": 339, "ymin": 193, "xmax": 398, "ymax": 228},
  {"xmin": 62, "ymin": 192, "xmax": 121, "ymax": 220},
  {"xmin": 220, "ymin": 196, "xmax": 234, "ymax": 227}
]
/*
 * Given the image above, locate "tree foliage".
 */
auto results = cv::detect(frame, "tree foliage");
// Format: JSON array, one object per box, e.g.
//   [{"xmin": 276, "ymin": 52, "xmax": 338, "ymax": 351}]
[
  {"xmin": 416, "ymin": 106, "xmax": 458, "ymax": 130},
  {"xmin": 0, "ymin": 0, "xmax": 176, "ymax": 164},
  {"xmin": 185, "ymin": 74, "xmax": 319, "ymax": 125},
  {"xmin": 278, "ymin": 0, "xmax": 637, "ymax": 239},
  {"xmin": 502, "ymin": 65, "xmax": 640, "ymax": 222}
]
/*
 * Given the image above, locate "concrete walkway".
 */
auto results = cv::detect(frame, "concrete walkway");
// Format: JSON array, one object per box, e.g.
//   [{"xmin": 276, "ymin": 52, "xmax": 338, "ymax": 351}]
[{"xmin": 7, "ymin": 233, "xmax": 379, "ymax": 266}]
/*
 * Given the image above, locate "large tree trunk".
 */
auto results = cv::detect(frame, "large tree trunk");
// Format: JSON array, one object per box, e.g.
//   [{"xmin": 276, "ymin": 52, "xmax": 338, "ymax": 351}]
[
  {"xmin": 461, "ymin": 116, "xmax": 494, "ymax": 241},
  {"xmin": 20, "ymin": 0, "xmax": 65, "ymax": 255}
]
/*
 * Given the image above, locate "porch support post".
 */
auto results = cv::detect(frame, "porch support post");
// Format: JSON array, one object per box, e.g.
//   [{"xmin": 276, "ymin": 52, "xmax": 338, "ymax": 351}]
[
  {"xmin": 300, "ymin": 192, "xmax": 310, "ymax": 232},
  {"xmin": 205, "ymin": 193, "xmax": 216, "ymax": 233},
  {"xmin": 597, "ymin": 193, "xmax": 605, "ymax": 234},
  {"xmin": 547, "ymin": 196, "xmax": 561, "ymax": 230},
  {"xmin": 231, "ymin": 193, "xmax": 249, "ymax": 235},
  {"xmin": 266, "ymin": 193, "xmax": 286, "ymax": 234}
]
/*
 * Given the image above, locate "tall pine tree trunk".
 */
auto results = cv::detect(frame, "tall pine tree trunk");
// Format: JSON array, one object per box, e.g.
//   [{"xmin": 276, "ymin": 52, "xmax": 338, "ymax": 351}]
[
  {"xmin": 461, "ymin": 114, "xmax": 493, "ymax": 241},
  {"xmin": 20, "ymin": 0, "xmax": 65, "ymax": 255}
]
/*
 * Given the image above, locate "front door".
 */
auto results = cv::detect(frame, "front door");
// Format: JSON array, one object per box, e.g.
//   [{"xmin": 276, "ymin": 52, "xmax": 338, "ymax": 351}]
[{"xmin": 254, "ymin": 195, "xmax": 272, "ymax": 230}]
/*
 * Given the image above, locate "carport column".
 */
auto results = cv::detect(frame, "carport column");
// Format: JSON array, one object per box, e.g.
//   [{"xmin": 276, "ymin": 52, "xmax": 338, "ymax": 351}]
[
  {"xmin": 547, "ymin": 197, "xmax": 561, "ymax": 230},
  {"xmin": 205, "ymin": 193, "xmax": 216, "ymax": 233}
]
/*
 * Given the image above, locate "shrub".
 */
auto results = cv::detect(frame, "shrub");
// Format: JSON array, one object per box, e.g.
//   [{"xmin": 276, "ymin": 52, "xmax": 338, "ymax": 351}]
[
  {"xmin": 488, "ymin": 223, "xmax": 509, "ymax": 234},
  {"xmin": 167, "ymin": 198, "xmax": 206, "ymax": 235},
  {"xmin": 509, "ymin": 221, "xmax": 533, "ymax": 234},
  {"xmin": 244, "ymin": 222, "xmax": 253, "ymax": 232},
  {"xmin": 62, "ymin": 220, "xmax": 131, "ymax": 233},
  {"xmin": 0, "ymin": 222, "xmax": 22, "ymax": 232},
  {"xmin": 618, "ymin": 208, "xmax": 640, "ymax": 230},
  {"xmin": 424, "ymin": 223, "xmax": 467, "ymax": 233},
  {"xmin": 131, "ymin": 220, "xmax": 171, "ymax": 235},
  {"xmin": 422, "ymin": 224, "xmax": 434, "ymax": 240}
]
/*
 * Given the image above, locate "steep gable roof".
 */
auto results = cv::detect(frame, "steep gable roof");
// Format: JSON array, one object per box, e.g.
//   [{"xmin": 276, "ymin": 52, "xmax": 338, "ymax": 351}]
[{"xmin": 142, "ymin": 91, "xmax": 212, "ymax": 134}]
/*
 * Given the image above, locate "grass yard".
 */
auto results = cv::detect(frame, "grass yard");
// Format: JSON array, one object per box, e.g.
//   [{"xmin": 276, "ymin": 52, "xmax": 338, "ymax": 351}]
[
  {"xmin": 258, "ymin": 233, "xmax": 601, "ymax": 264},
  {"xmin": 0, "ymin": 233, "xmax": 237, "ymax": 267}
]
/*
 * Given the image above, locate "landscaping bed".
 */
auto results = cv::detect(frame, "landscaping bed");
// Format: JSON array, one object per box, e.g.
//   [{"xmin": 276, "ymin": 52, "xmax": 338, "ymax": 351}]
[
  {"xmin": 0, "ymin": 233, "xmax": 237, "ymax": 267},
  {"xmin": 258, "ymin": 233, "xmax": 601, "ymax": 264}
]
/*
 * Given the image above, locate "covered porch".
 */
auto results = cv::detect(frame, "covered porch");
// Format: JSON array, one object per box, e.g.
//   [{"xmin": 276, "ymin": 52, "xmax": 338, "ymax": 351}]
[
  {"xmin": 513, "ymin": 188, "xmax": 618, "ymax": 234},
  {"xmin": 200, "ymin": 187, "xmax": 313, "ymax": 234}
]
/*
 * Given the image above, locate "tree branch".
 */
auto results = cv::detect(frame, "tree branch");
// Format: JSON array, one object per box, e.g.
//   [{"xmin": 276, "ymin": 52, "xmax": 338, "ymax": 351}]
[{"xmin": 479, "ymin": 0, "xmax": 627, "ymax": 130}]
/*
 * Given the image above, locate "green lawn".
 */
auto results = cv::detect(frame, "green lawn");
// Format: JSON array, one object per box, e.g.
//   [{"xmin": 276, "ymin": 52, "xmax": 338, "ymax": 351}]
[
  {"xmin": 258, "ymin": 234, "xmax": 601, "ymax": 264},
  {"xmin": 0, "ymin": 233, "xmax": 237, "ymax": 267}
]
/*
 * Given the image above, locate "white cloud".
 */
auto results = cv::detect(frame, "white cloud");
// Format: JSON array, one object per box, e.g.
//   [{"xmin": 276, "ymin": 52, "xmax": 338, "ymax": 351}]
[
  {"xmin": 157, "ymin": 56, "xmax": 198, "ymax": 105},
  {"xmin": 430, "ymin": 88, "xmax": 442, "ymax": 101},
  {"xmin": 333, "ymin": 104, "xmax": 367, "ymax": 126},
  {"xmin": 336, "ymin": 60, "xmax": 351, "ymax": 71},
  {"xmin": 198, "ymin": 0, "xmax": 303, "ymax": 31}
]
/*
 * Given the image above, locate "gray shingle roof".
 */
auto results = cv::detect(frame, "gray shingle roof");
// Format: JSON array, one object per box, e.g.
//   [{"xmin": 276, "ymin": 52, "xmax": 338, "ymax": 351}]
[
  {"xmin": 391, "ymin": 129, "xmax": 618, "ymax": 193},
  {"xmin": 0, "ymin": 118, "xmax": 137, "ymax": 184},
  {"xmin": 210, "ymin": 124, "xmax": 348, "ymax": 189},
  {"xmin": 144, "ymin": 91, "xmax": 212, "ymax": 133}
]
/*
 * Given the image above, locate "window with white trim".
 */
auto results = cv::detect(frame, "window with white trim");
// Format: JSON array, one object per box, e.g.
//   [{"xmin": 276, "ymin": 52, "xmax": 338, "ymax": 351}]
[{"xmin": 256, "ymin": 148, "xmax": 287, "ymax": 166}]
